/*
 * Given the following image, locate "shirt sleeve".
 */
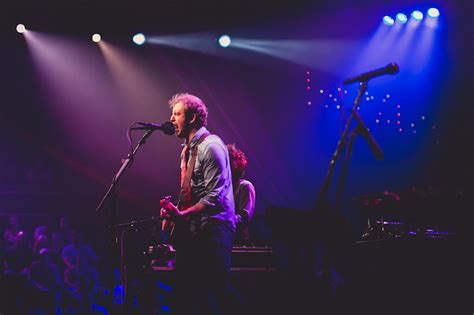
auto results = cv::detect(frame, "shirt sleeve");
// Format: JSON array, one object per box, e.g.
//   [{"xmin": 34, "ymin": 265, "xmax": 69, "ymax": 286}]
[
  {"xmin": 198, "ymin": 140, "xmax": 230, "ymax": 209},
  {"xmin": 237, "ymin": 181, "xmax": 256, "ymax": 223}
]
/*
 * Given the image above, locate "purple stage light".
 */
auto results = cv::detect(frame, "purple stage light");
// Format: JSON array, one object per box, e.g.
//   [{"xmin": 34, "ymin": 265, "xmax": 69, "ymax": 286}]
[
  {"xmin": 133, "ymin": 33, "xmax": 146, "ymax": 45},
  {"xmin": 92, "ymin": 33, "xmax": 101, "ymax": 43},
  {"xmin": 16, "ymin": 24, "xmax": 26, "ymax": 33},
  {"xmin": 218, "ymin": 35, "xmax": 231, "ymax": 48}
]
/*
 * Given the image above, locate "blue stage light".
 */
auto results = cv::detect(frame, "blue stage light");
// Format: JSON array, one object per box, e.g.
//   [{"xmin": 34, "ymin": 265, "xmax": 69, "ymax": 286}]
[
  {"xmin": 383, "ymin": 16, "xmax": 395, "ymax": 26},
  {"xmin": 218, "ymin": 35, "xmax": 231, "ymax": 48},
  {"xmin": 427, "ymin": 8, "xmax": 439, "ymax": 18},
  {"xmin": 396, "ymin": 13, "xmax": 408, "ymax": 23},
  {"xmin": 412, "ymin": 10, "xmax": 424, "ymax": 20}
]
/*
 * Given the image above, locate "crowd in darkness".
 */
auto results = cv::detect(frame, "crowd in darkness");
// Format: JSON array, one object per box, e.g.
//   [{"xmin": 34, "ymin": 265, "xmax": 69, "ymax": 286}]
[{"xmin": 0, "ymin": 214, "xmax": 103, "ymax": 314}]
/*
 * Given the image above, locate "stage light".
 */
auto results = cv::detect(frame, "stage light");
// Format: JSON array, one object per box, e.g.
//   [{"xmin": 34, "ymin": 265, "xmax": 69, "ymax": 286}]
[
  {"xmin": 396, "ymin": 13, "xmax": 408, "ymax": 23},
  {"xmin": 427, "ymin": 8, "xmax": 439, "ymax": 18},
  {"xmin": 412, "ymin": 10, "xmax": 424, "ymax": 20},
  {"xmin": 133, "ymin": 33, "xmax": 146, "ymax": 45},
  {"xmin": 16, "ymin": 24, "xmax": 26, "ymax": 34},
  {"xmin": 383, "ymin": 16, "xmax": 394, "ymax": 26},
  {"xmin": 218, "ymin": 35, "xmax": 231, "ymax": 48},
  {"xmin": 92, "ymin": 33, "xmax": 101, "ymax": 43}
]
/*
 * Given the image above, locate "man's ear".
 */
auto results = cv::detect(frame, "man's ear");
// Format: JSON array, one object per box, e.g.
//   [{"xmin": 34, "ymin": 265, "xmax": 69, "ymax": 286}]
[{"xmin": 188, "ymin": 114, "xmax": 197, "ymax": 125}]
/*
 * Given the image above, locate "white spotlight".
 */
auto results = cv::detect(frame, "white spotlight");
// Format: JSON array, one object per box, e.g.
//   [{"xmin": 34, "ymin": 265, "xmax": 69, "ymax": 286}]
[
  {"xmin": 412, "ymin": 10, "xmax": 424, "ymax": 21},
  {"xmin": 16, "ymin": 24, "xmax": 26, "ymax": 34},
  {"xmin": 427, "ymin": 8, "xmax": 440, "ymax": 18},
  {"xmin": 218, "ymin": 35, "xmax": 231, "ymax": 48},
  {"xmin": 133, "ymin": 33, "xmax": 146, "ymax": 45},
  {"xmin": 92, "ymin": 33, "xmax": 101, "ymax": 43}
]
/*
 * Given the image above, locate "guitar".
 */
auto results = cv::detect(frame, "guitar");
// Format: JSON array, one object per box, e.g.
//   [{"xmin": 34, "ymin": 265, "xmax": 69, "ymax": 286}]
[
  {"xmin": 160, "ymin": 195, "xmax": 177, "ymax": 235},
  {"xmin": 160, "ymin": 192, "xmax": 196, "ymax": 245}
]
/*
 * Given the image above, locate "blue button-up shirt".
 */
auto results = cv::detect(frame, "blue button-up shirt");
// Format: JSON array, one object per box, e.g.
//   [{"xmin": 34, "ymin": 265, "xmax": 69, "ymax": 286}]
[{"xmin": 183, "ymin": 127, "xmax": 236, "ymax": 231}]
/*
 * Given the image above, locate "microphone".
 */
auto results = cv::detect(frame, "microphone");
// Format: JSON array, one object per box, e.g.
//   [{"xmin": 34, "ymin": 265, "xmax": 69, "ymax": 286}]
[
  {"xmin": 132, "ymin": 121, "xmax": 176, "ymax": 135},
  {"xmin": 343, "ymin": 63, "xmax": 399, "ymax": 85}
]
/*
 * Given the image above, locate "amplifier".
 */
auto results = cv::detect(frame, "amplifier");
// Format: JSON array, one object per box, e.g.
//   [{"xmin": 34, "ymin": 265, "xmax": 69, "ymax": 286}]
[
  {"xmin": 231, "ymin": 246, "xmax": 276, "ymax": 271},
  {"xmin": 148, "ymin": 245, "xmax": 276, "ymax": 271}
]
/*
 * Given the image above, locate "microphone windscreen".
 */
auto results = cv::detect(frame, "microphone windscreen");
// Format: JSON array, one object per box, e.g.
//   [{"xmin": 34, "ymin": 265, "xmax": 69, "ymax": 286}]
[{"xmin": 162, "ymin": 122, "xmax": 176, "ymax": 135}]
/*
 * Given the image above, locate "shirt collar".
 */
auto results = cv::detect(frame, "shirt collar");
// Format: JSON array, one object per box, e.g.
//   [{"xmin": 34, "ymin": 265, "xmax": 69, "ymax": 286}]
[{"xmin": 183, "ymin": 126, "xmax": 208, "ymax": 148}]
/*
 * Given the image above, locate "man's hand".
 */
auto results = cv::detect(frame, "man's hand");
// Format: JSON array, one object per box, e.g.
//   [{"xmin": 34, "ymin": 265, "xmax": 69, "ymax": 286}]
[
  {"xmin": 160, "ymin": 198, "xmax": 182, "ymax": 218},
  {"xmin": 235, "ymin": 214, "xmax": 242, "ymax": 224}
]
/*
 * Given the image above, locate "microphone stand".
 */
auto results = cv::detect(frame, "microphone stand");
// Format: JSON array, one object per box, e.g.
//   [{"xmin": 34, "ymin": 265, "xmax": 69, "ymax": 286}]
[
  {"xmin": 317, "ymin": 79, "xmax": 384, "ymax": 214},
  {"xmin": 95, "ymin": 129, "xmax": 155, "ymax": 312},
  {"xmin": 316, "ymin": 81, "xmax": 368, "ymax": 212}
]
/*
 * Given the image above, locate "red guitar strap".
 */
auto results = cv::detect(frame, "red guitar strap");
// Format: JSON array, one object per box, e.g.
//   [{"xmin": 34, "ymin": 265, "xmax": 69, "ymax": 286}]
[{"xmin": 179, "ymin": 132, "xmax": 210, "ymax": 208}]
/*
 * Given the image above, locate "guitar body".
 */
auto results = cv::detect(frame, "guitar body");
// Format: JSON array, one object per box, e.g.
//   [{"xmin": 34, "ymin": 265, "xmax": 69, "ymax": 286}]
[{"xmin": 160, "ymin": 196, "xmax": 192, "ymax": 247}]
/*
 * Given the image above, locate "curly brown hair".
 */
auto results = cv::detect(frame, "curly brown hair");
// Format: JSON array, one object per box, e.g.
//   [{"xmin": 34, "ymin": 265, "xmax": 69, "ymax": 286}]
[
  {"xmin": 226, "ymin": 143, "xmax": 248, "ymax": 180},
  {"xmin": 168, "ymin": 93, "xmax": 208, "ymax": 128}
]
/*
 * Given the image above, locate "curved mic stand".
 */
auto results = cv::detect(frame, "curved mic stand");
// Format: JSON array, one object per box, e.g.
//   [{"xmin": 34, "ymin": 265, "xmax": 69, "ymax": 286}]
[
  {"xmin": 95, "ymin": 129, "xmax": 155, "ymax": 312},
  {"xmin": 96, "ymin": 129, "xmax": 154, "ymax": 215}
]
